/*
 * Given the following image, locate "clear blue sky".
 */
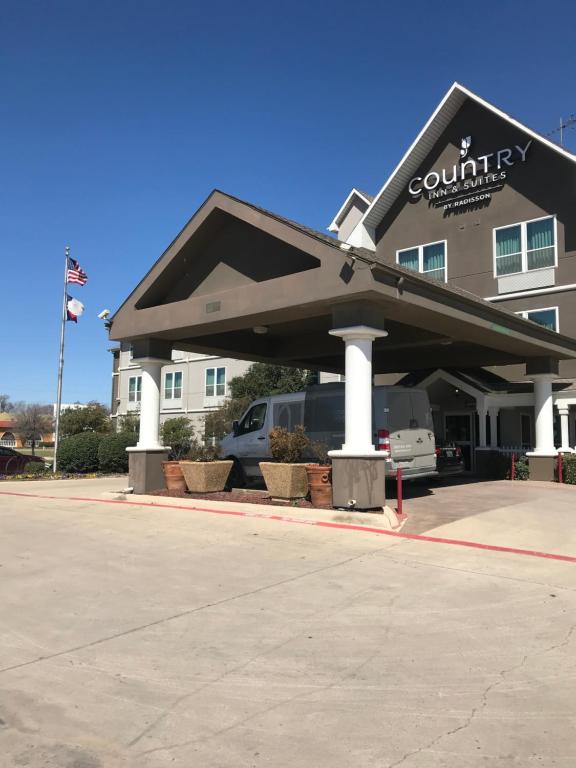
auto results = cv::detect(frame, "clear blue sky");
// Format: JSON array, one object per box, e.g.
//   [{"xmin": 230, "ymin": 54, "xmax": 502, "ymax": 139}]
[{"xmin": 2, "ymin": 0, "xmax": 576, "ymax": 406}]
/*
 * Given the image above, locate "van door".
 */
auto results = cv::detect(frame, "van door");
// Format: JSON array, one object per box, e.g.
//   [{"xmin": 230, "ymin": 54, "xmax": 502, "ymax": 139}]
[
  {"xmin": 373, "ymin": 388, "xmax": 435, "ymax": 477},
  {"xmin": 233, "ymin": 401, "xmax": 270, "ymax": 479},
  {"xmin": 407, "ymin": 389, "xmax": 436, "ymax": 471}
]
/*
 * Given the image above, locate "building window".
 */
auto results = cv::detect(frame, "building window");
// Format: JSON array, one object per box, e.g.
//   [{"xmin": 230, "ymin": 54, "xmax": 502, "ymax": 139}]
[
  {"xmin": 164, "ymin": 371, "xmax": 183, "ymax": 400},
  {"xmin": 397, "ymin": 241, "xmax": 446, "ymax": 282},
  {"xmin": 515, "ymin": 307, "xmax": 558, "ymax": 332},
  {"xmin": 128, "ymin": 376, "xmax": 142, "ymax": 402},
  {"xmin": 494, "ymin": 216, "xmax": 556, "ymax": 277},
  {"xmin": 205, "ymin": 367, "xmax": 226, "ymax": 398}
]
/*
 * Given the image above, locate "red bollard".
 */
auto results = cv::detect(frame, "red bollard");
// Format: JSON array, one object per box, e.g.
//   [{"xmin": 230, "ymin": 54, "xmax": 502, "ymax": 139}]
[
  {"xmin": 396, "ymin": 467, "xmax": 403, "ymax": 516},
  {"xmin": 558, "ymin": 452, "xmax": 563, "ymax": 484},
  {"xmin": 511, "ymin": 452, "xmax": 515, "ymax": 481}
]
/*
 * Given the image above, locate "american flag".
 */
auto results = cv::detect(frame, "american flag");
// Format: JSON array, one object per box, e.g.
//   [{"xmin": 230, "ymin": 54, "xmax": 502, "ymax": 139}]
[{"xmin": 67, "ymin": 258, "xmax": 88, "ymax": 286}]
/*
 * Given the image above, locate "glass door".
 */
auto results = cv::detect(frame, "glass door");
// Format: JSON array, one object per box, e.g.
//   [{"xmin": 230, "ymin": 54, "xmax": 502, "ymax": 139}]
[{"xmin": 445, "ymin": 412, "xmax": 474, "ymax": 470}]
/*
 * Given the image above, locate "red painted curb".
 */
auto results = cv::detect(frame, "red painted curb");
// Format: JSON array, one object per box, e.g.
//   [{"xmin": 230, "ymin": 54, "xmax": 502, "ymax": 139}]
[{"xmin": 1, "ymin": 490, "xmax": 576, "ymax": 564}]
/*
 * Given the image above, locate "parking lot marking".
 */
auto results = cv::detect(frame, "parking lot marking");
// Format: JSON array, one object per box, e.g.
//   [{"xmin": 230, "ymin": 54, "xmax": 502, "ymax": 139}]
[{"xmin": 1, "ymin": 489, "xmax": 576, "ymax": 564}]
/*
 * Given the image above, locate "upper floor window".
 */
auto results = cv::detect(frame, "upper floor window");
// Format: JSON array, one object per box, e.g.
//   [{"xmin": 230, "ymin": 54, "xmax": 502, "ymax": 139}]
[
  {"xmin": 164, "ymin": 371, "xmax": 183, "ymax": 400},
  {"xmin": 397, "ymin": 240, "xmax": 446, "ymax": 282},
  {"xmin": 515, "ymin": 307, "xmax": 558, "ymax": 332},
  {"xmin": 494, "ymin": 216, "xmax": 556, "ymax": 277},
  {"xmin": 128, "ymin": 376, "xmax": 142, "ymax": 403},
  {"xmin": 205, "ymin": 367, "xmax": 226, "ymax": 398}
]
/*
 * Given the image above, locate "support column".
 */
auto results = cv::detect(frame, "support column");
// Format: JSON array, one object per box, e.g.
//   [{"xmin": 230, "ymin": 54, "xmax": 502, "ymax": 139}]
[
  {"xmin": 328, "ymin": 325, "xmax": 388, "ymax": 455},
  {"xmin": 127, "ymin": 358, "xmax": 171, "ymax": 493},
  {"xmin": 328, "ymin": 325, "xmax": 388, "ymax": 510},
  {"xmin": 477, "ymin": 404, "xmax": 487, "ymax": 448},
  {"xmin": 488, "ymin": 407, "xmax": 499, "ymax": 449},
  {"xmin": 527, "ymin": 374, "xmax": 557, "ymax": 481},
  {"xmin": 556, "ymin": 403, "xmax": 571, "ymax": 453},
  {"xmin": 137, "ymin": 362, "xmax": 163, "ymax": 449},
  {"xmin": 532, "ymin": 376, "xmax": 555, "ymax": 455}
]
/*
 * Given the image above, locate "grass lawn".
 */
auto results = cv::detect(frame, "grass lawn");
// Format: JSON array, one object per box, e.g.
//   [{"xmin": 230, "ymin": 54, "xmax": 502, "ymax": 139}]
[{"xmin": 18, "ymin": 447, "xmax": 54, "ymax": 460}]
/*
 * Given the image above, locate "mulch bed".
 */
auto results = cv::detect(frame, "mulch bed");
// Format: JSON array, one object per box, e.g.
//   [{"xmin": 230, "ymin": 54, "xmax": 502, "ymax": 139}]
[{"xmin": 148, "ymin": 488, "xmax": 321, "ymax": 508}]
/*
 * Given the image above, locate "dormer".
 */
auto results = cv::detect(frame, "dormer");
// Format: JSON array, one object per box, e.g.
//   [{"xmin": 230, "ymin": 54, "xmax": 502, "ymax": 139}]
[{"xmin": 327, "ymin": 188, "xmax": 373, "ymax": 242}]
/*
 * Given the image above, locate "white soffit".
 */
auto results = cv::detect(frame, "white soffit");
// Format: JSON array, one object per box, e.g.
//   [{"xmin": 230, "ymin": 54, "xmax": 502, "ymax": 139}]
[{"xmin": 359, "ymin": 82, "xmax": 576, "ymax": 233}]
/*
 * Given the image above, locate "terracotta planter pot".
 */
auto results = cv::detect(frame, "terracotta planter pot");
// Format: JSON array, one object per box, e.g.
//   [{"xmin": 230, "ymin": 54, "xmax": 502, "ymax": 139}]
[
  {"xmin": 179, "ymin": 460, "xmax": 233, "ymax": 493},
  {"xmin": 259, "ymin": 462, "xmax": 309, "ymax": 499},
  {"xmin": 305, "ymin": 464, "xmax": 332, "ymax": 507},
  {"xmin": 162, "ymin": 461, "xmax": 187, "ymax": 492}
]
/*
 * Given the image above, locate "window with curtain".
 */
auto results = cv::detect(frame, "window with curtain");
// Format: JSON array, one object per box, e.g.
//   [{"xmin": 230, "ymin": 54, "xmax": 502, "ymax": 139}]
[
  {"xmin": 205, "ymin": 367, "xmax": 226, "ymax": 397},
  {"xmin": 128, "ymin": 376, "xmax": 142, "ymax": 402},
  {"xmin": 164, "ymin": 371, "xmax": 183, "ymax": 400},
  {"xmin": 516, "ymin": 307, "xmax": 558, "ymax": 332},
  {"xmin": 397, "ymin": 241, "xmax": 446, "ymax": 282},
  {"xmin": 494, "ymin": 216, "xmax": 556, "ymax": 276}
]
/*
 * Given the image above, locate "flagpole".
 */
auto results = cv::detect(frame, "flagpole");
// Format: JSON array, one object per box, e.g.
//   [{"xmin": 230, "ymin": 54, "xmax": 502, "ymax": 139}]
[{"xmin": 53, "ymin": 245, "xmax": 70, "ymax": 473}]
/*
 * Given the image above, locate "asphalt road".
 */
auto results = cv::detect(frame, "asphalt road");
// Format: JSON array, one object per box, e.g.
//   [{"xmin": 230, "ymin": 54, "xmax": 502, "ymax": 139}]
[{"xmin": 0, "ymin": 478, "xmax": 575, "ymax": 767}]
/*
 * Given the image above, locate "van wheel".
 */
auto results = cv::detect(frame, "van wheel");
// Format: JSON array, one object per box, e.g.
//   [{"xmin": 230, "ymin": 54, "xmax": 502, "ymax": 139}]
[{"xmin": 227, "ymin": 458, "xmax": 246, "ymax": 489}]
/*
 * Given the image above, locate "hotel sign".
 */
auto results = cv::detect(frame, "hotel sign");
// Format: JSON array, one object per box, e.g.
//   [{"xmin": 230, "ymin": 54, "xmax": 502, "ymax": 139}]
[{"xmin": 408, "ymin": 137, "xmax": 532, "ymax": 211}]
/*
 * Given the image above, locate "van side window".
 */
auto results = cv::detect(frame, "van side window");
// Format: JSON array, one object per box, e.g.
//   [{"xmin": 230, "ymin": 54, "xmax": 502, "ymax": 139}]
[{"xmin": 237, "ymin": 403, "xmax": 267, "ymax": 435}]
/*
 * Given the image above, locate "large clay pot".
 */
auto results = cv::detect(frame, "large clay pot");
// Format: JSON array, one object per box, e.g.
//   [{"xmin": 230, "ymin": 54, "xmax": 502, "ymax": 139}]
[
  {"xmin": 259, "ymin": 462, "xmax": 309, "ymax": 499},
  {"xmin": 179, "ymin": 460, "xmax": 233, "ymax": 493},
  {"xmin": 305, "ymin": 464, "xmax": 332, "ymax": 508},
  {"xmin": 162, "ymin": 461, "xmax": 187, "ymax": 492}
]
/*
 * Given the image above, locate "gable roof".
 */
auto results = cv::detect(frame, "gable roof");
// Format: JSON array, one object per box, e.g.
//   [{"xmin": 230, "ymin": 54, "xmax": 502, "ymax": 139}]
[
  {"xmin": 327, "ymin": 187, "xmax": 374, "ymax": 233},
  {"xmin": 347, "ymin": 82, "xmax": 576, "ymax": 249}
]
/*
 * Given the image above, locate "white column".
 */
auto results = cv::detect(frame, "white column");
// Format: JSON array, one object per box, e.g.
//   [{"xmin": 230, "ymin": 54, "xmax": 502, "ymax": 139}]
[
  {"xmin": 488, "ymin": 407, "xmax": 499, "ymax": 448},
  {"xmin": 136, "ymin": 360, "xmax": 163, "ymax": 450},
  {"xmin": 529, "ymin": 375, "xmax": 556, "ymax": 456},
  {"xmin": 477, "ymin": 405, "xmax": 487, "ymax": 448},
  {"xmin": 328, "ymin": 325, "xmax": 388, "ymax": 456},
  {"xmin": 557, "ymin": 404, "xmax": 571, "ymax": 452}
]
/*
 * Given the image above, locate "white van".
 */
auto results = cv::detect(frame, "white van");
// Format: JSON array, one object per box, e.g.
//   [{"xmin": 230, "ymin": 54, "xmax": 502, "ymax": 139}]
[{"xmin": 219, "ymin": 383, "xmax": 436, "ymax": 484}]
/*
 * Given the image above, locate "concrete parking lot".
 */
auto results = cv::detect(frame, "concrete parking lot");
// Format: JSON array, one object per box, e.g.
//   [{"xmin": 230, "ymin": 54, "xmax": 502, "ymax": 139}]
[{"xmin": 0, "ymin": 477, "xmax": 575, "ymax": 767}]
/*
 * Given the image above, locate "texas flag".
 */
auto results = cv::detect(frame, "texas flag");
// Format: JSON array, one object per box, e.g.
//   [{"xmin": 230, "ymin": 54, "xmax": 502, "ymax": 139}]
[{"xmin": 66, "ymin": 296, "xmax": 85, "ymax": 323}]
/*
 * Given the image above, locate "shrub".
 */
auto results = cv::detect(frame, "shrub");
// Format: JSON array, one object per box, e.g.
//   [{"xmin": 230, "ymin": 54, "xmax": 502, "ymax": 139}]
[
  {"xmin": 98, "ymin": 432, "xmax": 137, "ymax": 473},
  {"xmin": 24, "ymin": 461, "xmax": 50, "ymax": 476},
  {"xmin": 510, "ymin": 455, "xmax": 529, "ymax": 480},
  {"xmin": 269, "ymin": 425, "xmax": 309, "ymax": 463},
  {"xmin": 182, "ymin": 441, "xmax": 220, "ymax": 462},
  {"xmin": 161, "ymin": 417, "xmax": 194, "ymax": 460},
  {"xmin": 310, "ymin": 440, "xmax": 330, "ymax": 465},
  {"xmin": 57, "ymin": 432, "xmax": 104, "ymax": 473},
  {"xmin": 559, "ymin": 454, "xmax": 576, "ymax": 484}
]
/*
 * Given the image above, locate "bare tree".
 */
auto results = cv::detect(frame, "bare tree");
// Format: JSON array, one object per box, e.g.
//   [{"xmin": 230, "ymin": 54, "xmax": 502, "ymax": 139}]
[
  {"xmin": 0, "ymin": 394, "xmax": 13, "ymax": 412},
  {"xmin": 14, "ymin": 404, "xmax": 53, "ymax": 456}
]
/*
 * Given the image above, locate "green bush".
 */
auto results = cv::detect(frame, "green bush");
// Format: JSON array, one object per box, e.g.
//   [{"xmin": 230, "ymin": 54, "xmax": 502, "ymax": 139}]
[
  {"xmin": 559, "ymin": 454, "xmax": 576, "ymax": 484},
  {"xmin": 24, "ymin": 461, "xmax": 50, "ymax": 476},
  {"xmin": 98, "ymin": 432, "xmax": 137, "ymax": 473},
  {"xmin": 509, "ymin": 455, "xmax": 529, "ymax": 480},
  {"xmin": 57, "ymin": 432, "xmax": 104, "ymax": 473},
  {"xmin": 161, "ymin": 417, "xmax": 194, "ymax": 460}
]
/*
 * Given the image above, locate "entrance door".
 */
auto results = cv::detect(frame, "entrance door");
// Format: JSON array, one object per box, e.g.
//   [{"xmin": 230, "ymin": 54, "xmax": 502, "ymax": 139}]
[{"xmin": 444, "ymin": 412, "xmax": 474, "ymax": 470}]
